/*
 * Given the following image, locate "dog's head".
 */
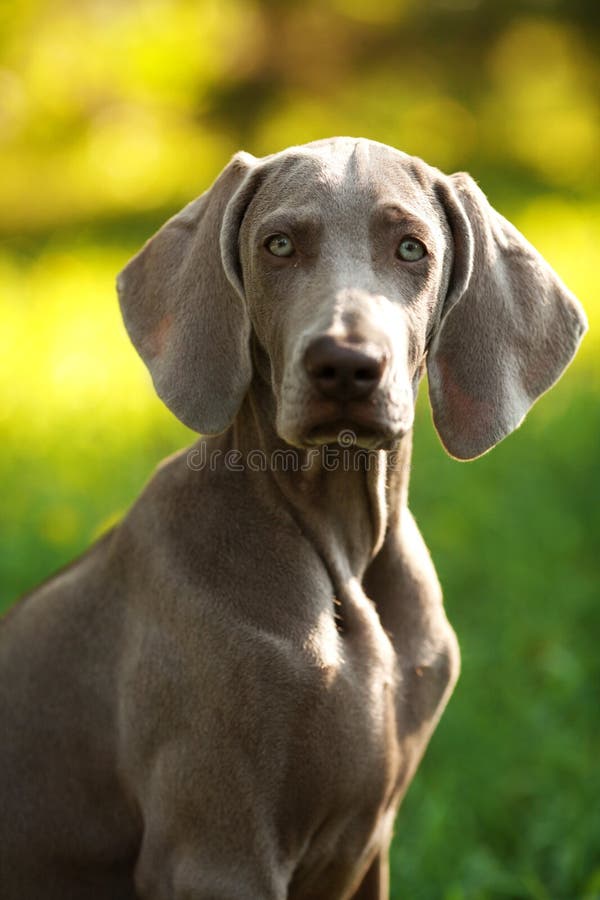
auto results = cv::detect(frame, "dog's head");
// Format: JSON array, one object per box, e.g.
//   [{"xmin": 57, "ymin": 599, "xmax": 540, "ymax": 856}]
[{"xmin": 117, "ymin": 138, "xmax": 587, "ymax": 460}]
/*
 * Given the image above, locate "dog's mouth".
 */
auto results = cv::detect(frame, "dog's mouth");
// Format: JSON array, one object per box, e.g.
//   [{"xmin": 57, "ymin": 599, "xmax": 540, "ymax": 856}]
[
  {"xmin": 304, "ymin": 421, "xmax": 385, "ymax": 450},
  {"xmin": 280, "ymin": 390, "xmax": 414, "ymax": 451},
  {"xmin": 300, "ymin": 407, "xmax": 406, "ymax": 450}
]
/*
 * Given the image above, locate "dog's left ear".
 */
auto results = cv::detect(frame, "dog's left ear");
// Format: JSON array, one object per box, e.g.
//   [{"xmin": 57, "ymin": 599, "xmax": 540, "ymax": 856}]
[
  {"xmin": 428, "ymin": 173, "xmax": 587, "ymax": 460},
  {"xmin": 117, "ymin": 151, "xmax": 263, "ymax": 434}
]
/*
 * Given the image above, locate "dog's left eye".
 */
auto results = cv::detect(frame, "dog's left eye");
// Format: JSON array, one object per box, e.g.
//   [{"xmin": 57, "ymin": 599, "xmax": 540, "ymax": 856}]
[
  {"xmin": 397, "ymin": 237, "xmax": 427, "ymax": 262},
  {"xmin": 266, "ymin": 234, "xmax": 295, "ymax": 257}
]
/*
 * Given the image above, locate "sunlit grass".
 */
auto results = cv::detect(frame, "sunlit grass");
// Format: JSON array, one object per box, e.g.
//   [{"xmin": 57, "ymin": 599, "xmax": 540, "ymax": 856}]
[
  {"xmin": 1, "ymin": 243, "xmax": 149, "ymax": 431},
  {"xmin": 0, "ymin": 237, "xmax": 194, "ymax": 604}
]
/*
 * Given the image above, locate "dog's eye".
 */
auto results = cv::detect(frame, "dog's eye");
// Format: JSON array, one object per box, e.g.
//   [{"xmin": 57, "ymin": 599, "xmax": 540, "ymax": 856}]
[
  {"xmin": 397, "ymin": 237, "xmax": 427, "ymax": 262},
  {"xmin": 266, "ymin": 234, "xmax": 295, "ymax": 257}
]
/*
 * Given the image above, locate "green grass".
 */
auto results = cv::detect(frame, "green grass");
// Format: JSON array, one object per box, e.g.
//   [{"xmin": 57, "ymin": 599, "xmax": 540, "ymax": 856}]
[{"xmin": 392, "ymin": 374, "xmax": 600, "ymax": 899}]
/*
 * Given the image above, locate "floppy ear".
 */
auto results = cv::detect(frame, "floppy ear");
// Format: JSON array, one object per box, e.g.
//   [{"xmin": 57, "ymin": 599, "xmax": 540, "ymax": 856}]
[
  {"xmin": 117, "ymin": 151, "xmax": 260, "ymax": 434},
  {"xmin": 428, "ymin": 173, "xmax": 587, "ymax": 460}
]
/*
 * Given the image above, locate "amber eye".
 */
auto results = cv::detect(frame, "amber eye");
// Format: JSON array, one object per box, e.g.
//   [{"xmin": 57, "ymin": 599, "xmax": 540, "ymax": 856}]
[
  {"xmin": 397, "ymin": 237, "xmax": 427, "ymax": 261},
  {"xmin": 265, "ymin": 233, "xmax": 295, "ymax": 257}
]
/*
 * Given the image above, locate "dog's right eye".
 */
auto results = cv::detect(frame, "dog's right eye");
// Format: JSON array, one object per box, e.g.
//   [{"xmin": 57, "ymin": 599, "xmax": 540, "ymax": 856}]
[{"xmin": 265, "ymin": 234, "xmax": 295, "ymax": 257}]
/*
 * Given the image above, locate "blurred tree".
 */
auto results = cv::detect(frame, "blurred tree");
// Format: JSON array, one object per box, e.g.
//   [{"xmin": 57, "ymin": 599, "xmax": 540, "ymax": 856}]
[{"xmin": 0, "ymin": 0, "xmax": 598, "ymax": 233}]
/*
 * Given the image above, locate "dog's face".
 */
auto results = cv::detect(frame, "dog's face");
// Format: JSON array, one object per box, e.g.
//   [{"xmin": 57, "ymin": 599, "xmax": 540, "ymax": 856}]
[
  {"xmin": 236, "ymin": 141, "xmax": 452, "ymax": 449},
  {"xmin": 118, "ymin": 137, "xmax": 586, "ymax": 460}
]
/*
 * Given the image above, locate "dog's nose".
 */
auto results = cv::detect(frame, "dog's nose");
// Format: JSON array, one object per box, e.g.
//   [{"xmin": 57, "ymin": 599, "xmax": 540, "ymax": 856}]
[{"xmin": 304, "ymin": 336, "xmax": 387, "ymax": 401}]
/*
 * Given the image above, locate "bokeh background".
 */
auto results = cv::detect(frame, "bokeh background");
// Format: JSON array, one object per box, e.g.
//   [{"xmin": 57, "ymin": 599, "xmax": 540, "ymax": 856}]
[{"xmin": 1, "ymin": 1, "xmax": 599, "ymax": 897}]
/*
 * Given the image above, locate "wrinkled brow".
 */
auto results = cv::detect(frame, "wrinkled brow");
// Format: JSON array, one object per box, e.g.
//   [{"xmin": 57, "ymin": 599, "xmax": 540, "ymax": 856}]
[
  {"xmin": 255, "ymin": 209, "xmax": 323, "ymax": 240},
  {"xmin": 377, "ymin": 202, "xmax": 431, "ymax": 230},
  {"xmin": 371, "ymin": 203, "xmax": 439, "ymax": 246}
]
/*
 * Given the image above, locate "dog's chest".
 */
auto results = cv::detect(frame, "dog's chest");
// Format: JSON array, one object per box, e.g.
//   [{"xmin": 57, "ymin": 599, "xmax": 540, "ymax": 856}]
[{"xmin": 268, "ymin": 598, "xmax": 403, "ymax": 892}]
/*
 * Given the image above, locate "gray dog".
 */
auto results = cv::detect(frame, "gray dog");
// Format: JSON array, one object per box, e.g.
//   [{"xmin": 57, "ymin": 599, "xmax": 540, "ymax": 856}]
[{"xmin": 0, "ymin": 138, "xmax": 587, "ymax": 899}]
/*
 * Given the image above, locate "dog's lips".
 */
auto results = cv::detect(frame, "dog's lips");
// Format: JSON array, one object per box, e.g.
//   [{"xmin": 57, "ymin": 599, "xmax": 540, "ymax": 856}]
[
  {"xmin": 299, "ymin": 406, "xmax": 403, "ymax": 449},
  {"xmin": 280, "ymin": 387, "xmax": 414, "ymax": 450},
  {"xmin": 305, "ymin": 421, "xmax": 384, "ymax": 448}
]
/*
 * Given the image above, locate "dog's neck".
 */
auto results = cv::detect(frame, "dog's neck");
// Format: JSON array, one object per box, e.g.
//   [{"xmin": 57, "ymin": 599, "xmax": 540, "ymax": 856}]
[{"xmin": 222, "ymin": 375, "xmax": 411, "ymax": 591}]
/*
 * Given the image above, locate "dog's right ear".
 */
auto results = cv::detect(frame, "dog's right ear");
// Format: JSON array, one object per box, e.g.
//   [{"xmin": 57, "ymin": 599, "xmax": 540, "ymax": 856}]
[{"xmin": 117, "ymin": 151, "xmax": 260, "ymax": 434}]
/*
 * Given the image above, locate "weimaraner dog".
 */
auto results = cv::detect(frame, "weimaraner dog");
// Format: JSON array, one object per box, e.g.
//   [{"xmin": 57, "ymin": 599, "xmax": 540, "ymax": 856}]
[{"xmin": 0, "ymin": 137, "xmax": 586, "ymax": 899}]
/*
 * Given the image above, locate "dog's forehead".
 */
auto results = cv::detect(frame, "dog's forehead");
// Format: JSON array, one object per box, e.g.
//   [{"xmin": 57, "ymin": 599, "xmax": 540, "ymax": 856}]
[{"xmin": 255, "ymin": 138, "xmax": 438, "ymax": 216}]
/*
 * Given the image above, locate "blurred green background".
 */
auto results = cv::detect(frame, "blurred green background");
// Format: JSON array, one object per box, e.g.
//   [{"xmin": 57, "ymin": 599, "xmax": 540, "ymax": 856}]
[{"xmin": 1, "ymin": 1, "xmax": 599, "ymax": 897}]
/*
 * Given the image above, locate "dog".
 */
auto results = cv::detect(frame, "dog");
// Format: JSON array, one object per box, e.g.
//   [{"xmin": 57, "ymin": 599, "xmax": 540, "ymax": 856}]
[{"xmin": 0, "ymin": 138, "xmax": 587, "ymax": 899}]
